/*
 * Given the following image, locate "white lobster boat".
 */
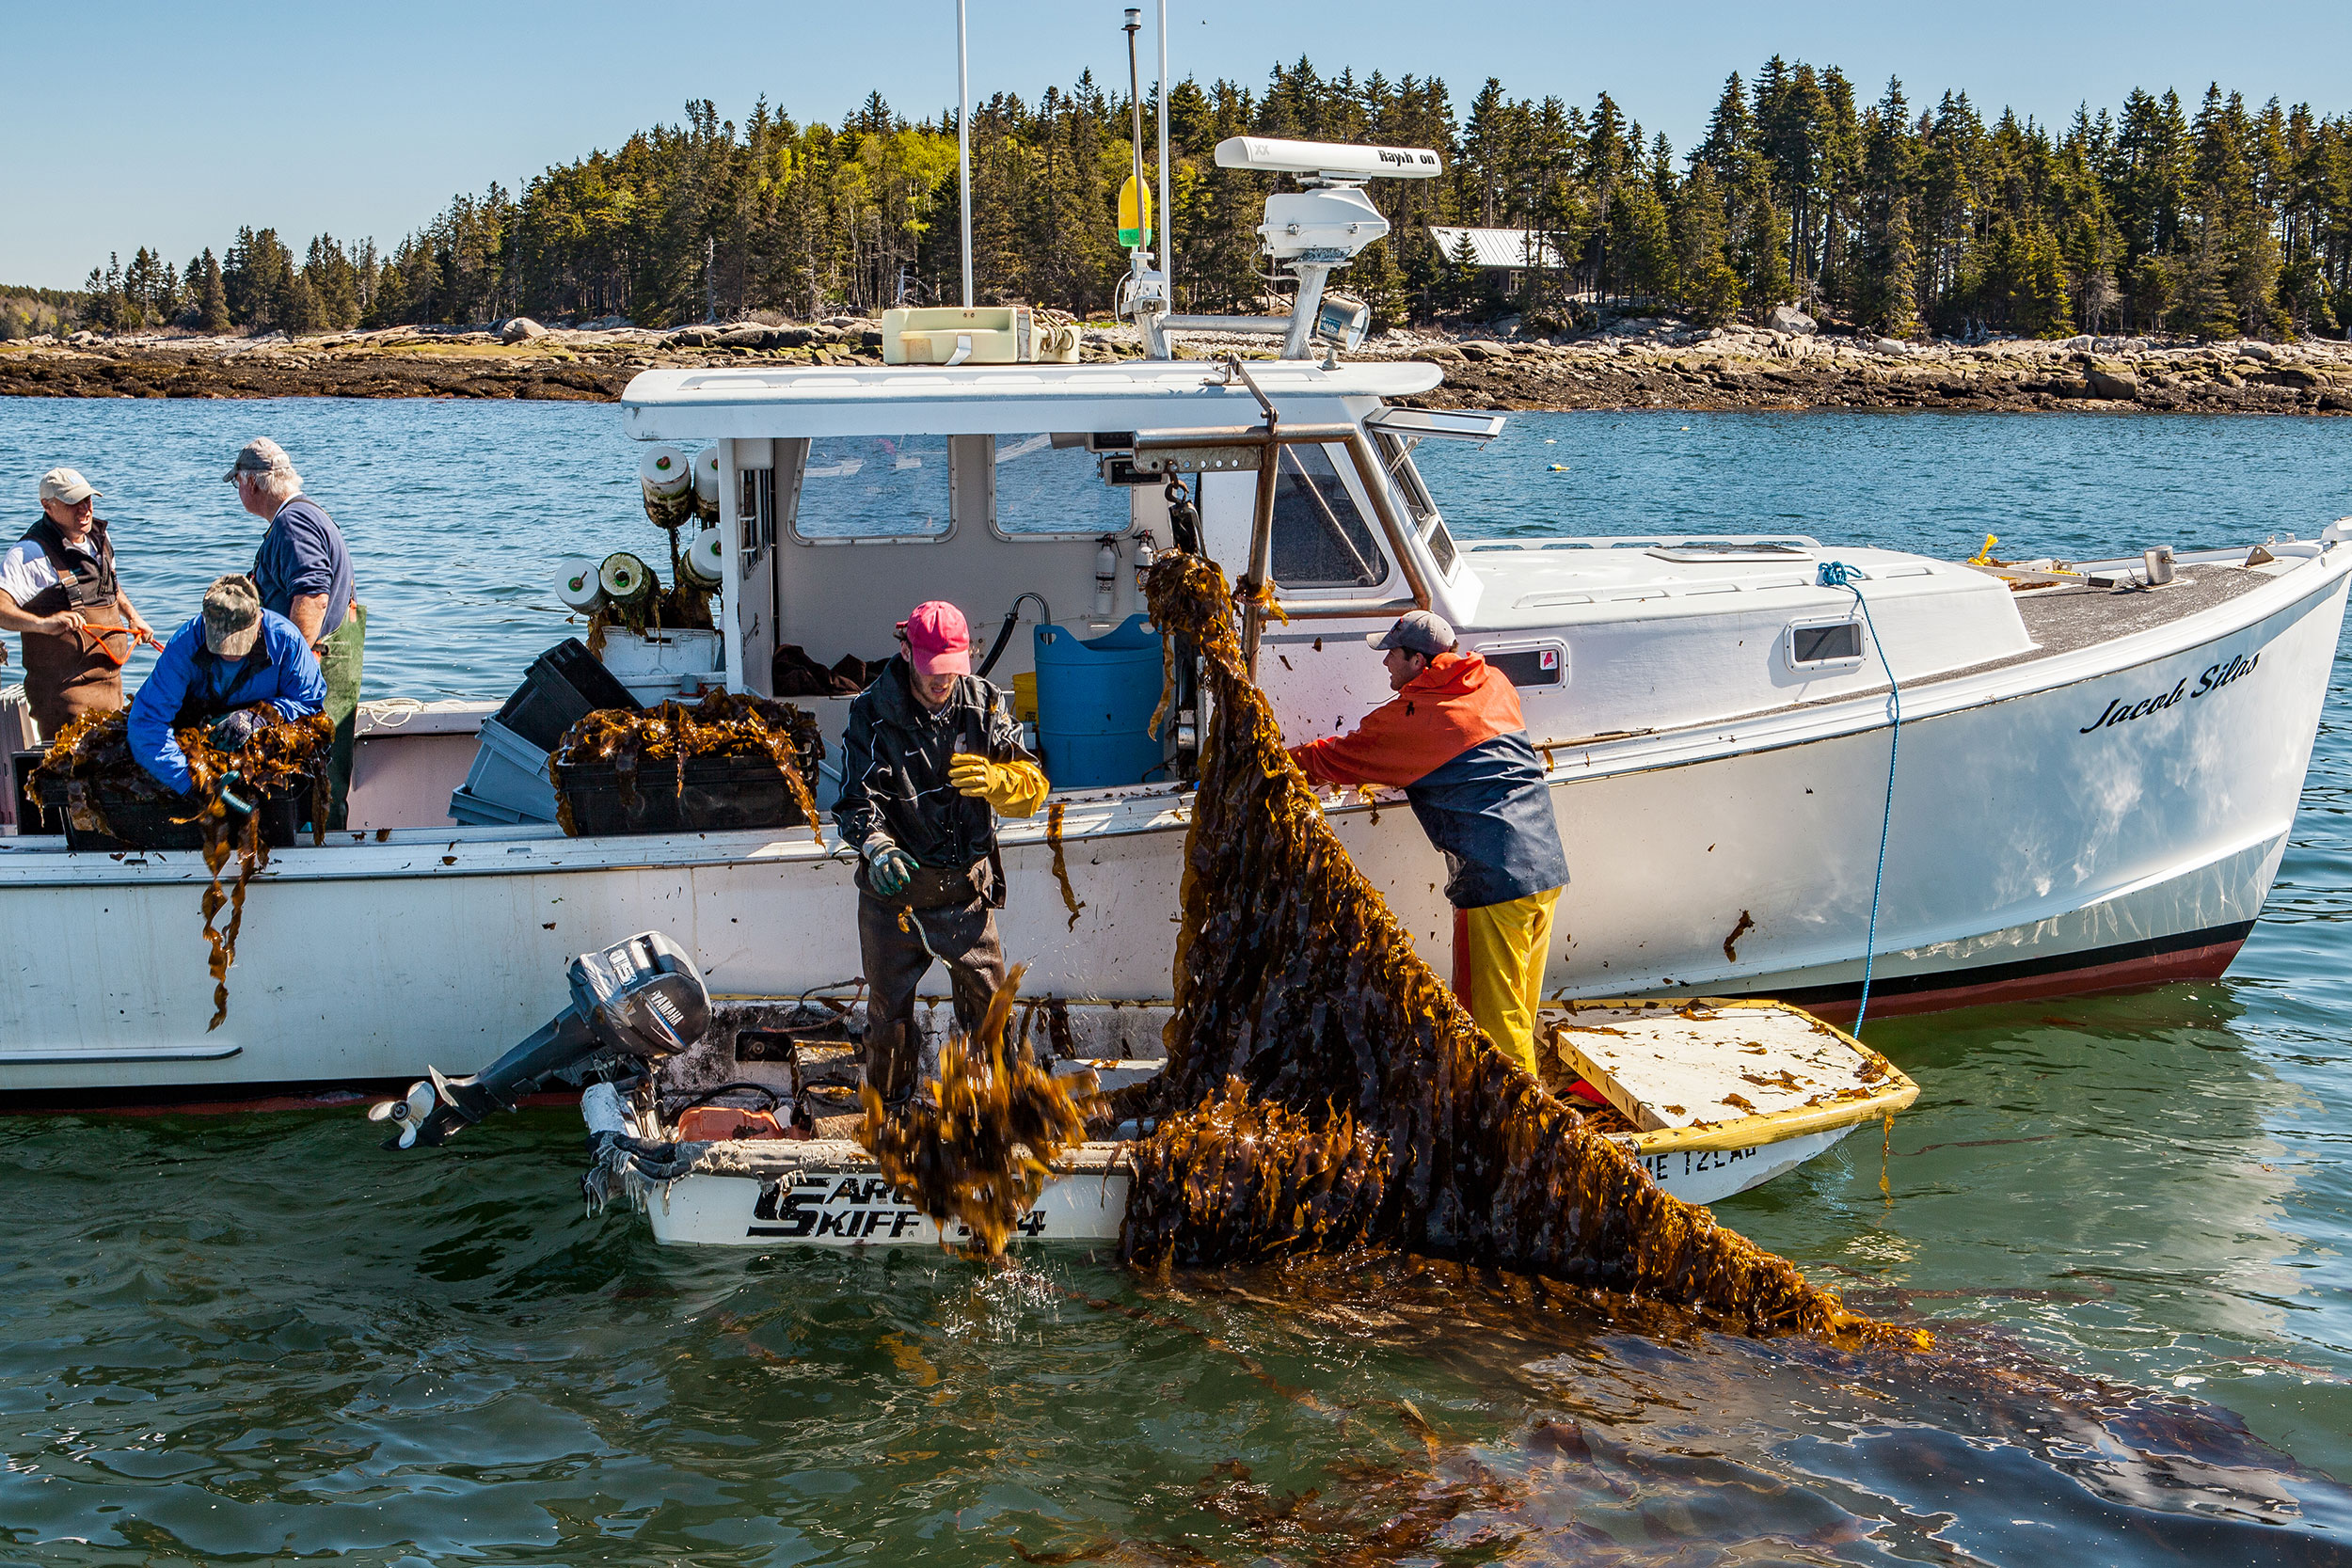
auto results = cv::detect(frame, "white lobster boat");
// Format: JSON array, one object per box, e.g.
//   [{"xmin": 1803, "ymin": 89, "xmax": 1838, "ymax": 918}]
[{"xmin": 1, "ymin": 136, "xmax": 2347, "ymax": 1101}]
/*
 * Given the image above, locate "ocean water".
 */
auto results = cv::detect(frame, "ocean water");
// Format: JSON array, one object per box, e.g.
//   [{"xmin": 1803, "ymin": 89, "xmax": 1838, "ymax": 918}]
[{"xmin": 5, "ymin": 399, "xmax": 2352, "ymax": 1563}]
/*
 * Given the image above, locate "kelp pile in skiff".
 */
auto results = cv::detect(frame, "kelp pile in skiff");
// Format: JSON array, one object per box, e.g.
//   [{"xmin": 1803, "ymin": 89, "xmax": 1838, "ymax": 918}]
[
  {"xmin": 857, "ymin": 962, "xmax": 1096, "ymax": 1255},
  {"xmin": 1125, "ymin": 553, "xmax": 1923, "ymax": 1348},
  {"xmin": 549, "ymin": 688, "xmax": 823, "ymax": 835},
  {"xmin": 31, "ymin": 706, "xmax": 332, "ymax": 1029}
]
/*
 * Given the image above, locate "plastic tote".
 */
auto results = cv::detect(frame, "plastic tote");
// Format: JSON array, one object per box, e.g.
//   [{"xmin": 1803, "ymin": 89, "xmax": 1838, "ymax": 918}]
[{"xmin": 1032, "ymin": 615, "xmax": 1166, "ymax": 789}]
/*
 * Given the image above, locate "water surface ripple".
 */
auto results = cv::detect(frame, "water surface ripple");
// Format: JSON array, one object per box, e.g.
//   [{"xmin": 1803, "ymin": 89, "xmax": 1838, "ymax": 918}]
[{"xmin": 5, "ymin": 401, "xmax": 2352, "ymax": 1563}]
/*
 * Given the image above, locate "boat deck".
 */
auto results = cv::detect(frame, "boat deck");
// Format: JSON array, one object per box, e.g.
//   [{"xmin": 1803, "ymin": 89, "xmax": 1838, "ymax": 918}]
[{"xmin": 2002, "ymin": 562, "xmax": 2267, "ymax": 661}]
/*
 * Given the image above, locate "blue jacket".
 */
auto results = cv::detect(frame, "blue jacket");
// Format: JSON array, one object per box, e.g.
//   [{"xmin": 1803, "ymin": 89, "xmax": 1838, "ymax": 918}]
[
  {"xmin": 130, "ymin": 610, "xmax": 326, "ymax": 792},
  {"xmin": 1291, "ymin": 651, "xmax": 1568, "ymax": 909}
]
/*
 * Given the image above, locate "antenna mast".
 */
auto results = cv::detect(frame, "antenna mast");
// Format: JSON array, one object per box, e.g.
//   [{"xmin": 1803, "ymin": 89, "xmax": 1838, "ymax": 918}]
[
  {"xmin": 1157, "ymin": 0, "xmax": 1171, "ymax": 306},
  {"xmin": 958, "ymin": 0, "xmax": 973, "ymax": 308},
  {"xmin": 1117, "ymin": 7, "xmax": 1171, "ymax": 356}
]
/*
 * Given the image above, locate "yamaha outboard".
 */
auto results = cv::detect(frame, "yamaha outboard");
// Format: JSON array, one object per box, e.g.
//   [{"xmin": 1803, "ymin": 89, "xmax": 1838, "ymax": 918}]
[{"xmin": 369, "ymin": 931, "xmax": 709, "ymax": 1149}]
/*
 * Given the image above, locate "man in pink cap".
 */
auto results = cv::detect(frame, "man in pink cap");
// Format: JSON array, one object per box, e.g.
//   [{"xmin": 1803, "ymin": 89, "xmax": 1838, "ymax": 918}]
[{"xmin": 832, "ymin": 599, "xmax": 1050, "ymax": 1109}]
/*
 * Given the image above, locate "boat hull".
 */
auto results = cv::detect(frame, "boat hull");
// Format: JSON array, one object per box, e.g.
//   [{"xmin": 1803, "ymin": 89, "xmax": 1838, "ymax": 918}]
[
  {"xmin": 1, "ymin": 548, "xmax": 2342, "ymax": 1094},
  {"xmin": 631, "ymin": 1122, "xmax": 1853, "ymax": 1248}
]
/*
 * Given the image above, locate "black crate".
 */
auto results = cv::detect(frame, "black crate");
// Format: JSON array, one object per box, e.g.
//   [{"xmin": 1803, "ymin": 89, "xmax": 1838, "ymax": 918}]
[
  {"xmin": 494, "ymin": 639, "xmax": 641, "ymax": 752},
  {"xmin": 37, "ymin": 774, "xmax": 309, "ymax": 852},
  {"xmin": 11, "ymin": 749, "xmax": 51, "ymax": 834},
  {"xmin": 555, "ymin": 754, "xmax": 810, "ymax": 837}
]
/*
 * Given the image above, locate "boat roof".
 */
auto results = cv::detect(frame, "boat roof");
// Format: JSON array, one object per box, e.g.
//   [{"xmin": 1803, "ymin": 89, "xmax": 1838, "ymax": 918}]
[{"xmin": 619, "ymin": 359, "xmax": 1446, "ymax": 441}]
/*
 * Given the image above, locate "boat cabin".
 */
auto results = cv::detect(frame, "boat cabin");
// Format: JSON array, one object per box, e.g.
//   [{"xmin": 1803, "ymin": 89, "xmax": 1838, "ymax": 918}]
[{"xmin": 616, "ymin": 356, "xmax": 2038, "ymax": 808}]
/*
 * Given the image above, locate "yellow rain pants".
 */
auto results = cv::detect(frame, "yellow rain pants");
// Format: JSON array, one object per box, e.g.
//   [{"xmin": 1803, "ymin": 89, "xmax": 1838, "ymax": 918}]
[{"xmin": 1453, "ymin": 886, "xmax": 1563, "ymax": 1076}]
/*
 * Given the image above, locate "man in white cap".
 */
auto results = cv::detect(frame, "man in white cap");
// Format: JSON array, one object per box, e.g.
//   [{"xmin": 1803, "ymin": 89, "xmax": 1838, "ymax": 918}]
[
  {"xmin": 128, "ymin": 575, "xmax": 324, "ymax": 798},
  {"xmin": 225, "ymin": 436, "xmax": 362, "ymax": 824},
  {"xmin": 831, "ymin": 599, "xmax": 1050, "ymax": 1109},
  {"xmin": 0, "ymin": 468, "xmax": 159, "ymax": 737},
  {"xmin": 1289, "ymin": 609, "xmax": 1569, "ymax": 1076}
]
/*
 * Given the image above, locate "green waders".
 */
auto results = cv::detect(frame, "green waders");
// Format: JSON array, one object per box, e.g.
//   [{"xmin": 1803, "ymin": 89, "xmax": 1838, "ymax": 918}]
[{"xmin": 316, "ymin": 603, "xmax": 365, "ymax": 830}]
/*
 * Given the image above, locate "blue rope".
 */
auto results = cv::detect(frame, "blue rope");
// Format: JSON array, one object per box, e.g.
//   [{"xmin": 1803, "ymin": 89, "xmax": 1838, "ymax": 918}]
[{"xmin": 1816, "ymin": 561, "xmax": 1899, "ymax": 1037}]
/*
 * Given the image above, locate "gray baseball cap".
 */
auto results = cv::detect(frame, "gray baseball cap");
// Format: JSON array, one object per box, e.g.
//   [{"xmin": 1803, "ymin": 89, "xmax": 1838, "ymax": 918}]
[
  {"xmin": 38, "ymin": 467, "xmax": 99, "ymax": 505},
  {"xmin": 202, "ymin": 575, "xmax": 262, "ymax": 657},
  {"xmin": 223, "ymin": 436, "xmax": 292, "ymax": 482},
  {"xmin": 1367, "ymin": 610, "xmax": 1456, "ymax": 657}
]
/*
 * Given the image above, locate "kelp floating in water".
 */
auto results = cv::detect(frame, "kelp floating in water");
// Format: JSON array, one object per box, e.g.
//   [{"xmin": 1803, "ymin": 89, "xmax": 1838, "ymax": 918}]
[
  {"xmin": 31, "ymin": 706, "xmax": 332, "ymax": 1030},
  {"xmin": 856, "ymin": 962, "xmax": 1096, "ymax": 1255},
  {"xmin": 550, "ymin": 688, "xmax": 823, "ymax": 839},
  {"xmin": 1128, "ymin": 553, "xmax": 1922, "ymax": 1348}
]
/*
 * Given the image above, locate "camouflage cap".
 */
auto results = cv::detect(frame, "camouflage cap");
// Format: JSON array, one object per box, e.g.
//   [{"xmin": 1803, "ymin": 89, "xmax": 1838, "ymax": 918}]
[{"xmin": 201, "ymin": 574, "xmax": 262, "ymax": 657}]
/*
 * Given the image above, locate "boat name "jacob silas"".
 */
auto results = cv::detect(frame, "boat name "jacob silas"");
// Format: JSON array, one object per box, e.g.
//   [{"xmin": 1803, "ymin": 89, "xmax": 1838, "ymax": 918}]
[{"xmin": 2081, "ymin": 651, "xmax": 2262, "ymax": 733}]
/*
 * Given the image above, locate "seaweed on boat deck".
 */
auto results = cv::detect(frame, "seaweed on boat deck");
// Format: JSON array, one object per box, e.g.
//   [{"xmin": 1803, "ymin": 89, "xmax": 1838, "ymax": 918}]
[
  {"xmin": 1124, "ymin": 552, "xmax": 1925, "ymax": 1349},
  {"xmin": 30, "ymin": 707, "xmax": 334, "ymax": 1030},
  {"xmin": 549, "ymin": 688, "xmax": 823, "ymax": 840}
]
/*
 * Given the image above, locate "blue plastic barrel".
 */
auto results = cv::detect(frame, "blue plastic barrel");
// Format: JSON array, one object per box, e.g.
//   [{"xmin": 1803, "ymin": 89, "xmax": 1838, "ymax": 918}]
[{"xmin": 1032, "ymin": 615, "xmax": 1167, "ymax": 789}]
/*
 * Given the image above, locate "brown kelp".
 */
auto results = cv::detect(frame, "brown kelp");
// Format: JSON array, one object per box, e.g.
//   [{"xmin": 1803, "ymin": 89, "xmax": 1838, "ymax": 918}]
[
  {"xmin": 856, "ymin": 962, "xmax": 1096, "ymax": 1255},
  {"xmin": 550, "ymin": 688, "xmax": 822, "ymax": 839},
  {"xmin": 1126, "ymin": 553, "xmax": 1921, "ymax": 1348},
  {"xmin": 32, "ymin": 706, "xmax": 333, "ymax": 1029}
]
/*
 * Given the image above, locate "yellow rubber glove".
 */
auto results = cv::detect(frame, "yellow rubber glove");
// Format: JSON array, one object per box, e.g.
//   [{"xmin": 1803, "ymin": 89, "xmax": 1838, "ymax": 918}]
[{"xmin": 948, "ymin": 752, "xmax": 1050, "ymax": 817}]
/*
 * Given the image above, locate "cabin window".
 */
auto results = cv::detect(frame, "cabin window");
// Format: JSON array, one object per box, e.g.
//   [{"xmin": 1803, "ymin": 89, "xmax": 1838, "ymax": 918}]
[
  {"xmin": 1785, "ymin": 617, "xmax": 1866, "ymax": 670},
  {"xmin": 1270, "ymin": 443, "xmax": 1387, "ymax": 590},
  {"xmin": 788, "ymin": 434, "xmax": 951, "ymax": 542},
  {"xmin": 1374, "ymin": 431, "xmax": 1459, "ymax": 576},
  {"xmin": 990, "ymin": 434, "xmax": 1133, "ymax": 539}
]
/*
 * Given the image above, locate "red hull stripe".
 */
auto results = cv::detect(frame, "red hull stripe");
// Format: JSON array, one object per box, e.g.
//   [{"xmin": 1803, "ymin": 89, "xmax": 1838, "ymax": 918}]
[{"xmin": 1740, "ymin": 922, "xmax": 2253, "ymax": 1022}]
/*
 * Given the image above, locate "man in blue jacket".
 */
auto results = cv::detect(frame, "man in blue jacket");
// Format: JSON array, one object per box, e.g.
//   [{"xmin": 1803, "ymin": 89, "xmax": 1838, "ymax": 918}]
[{"xmin": 129, "ymin": 575, "xmax": 326, "ymax": 796}]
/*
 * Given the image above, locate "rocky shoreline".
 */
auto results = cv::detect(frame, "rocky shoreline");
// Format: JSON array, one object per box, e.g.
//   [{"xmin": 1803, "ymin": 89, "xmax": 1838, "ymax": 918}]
[{"xmin": 4, "ymin": 316, "xmax": 2349, "ymax": 418}]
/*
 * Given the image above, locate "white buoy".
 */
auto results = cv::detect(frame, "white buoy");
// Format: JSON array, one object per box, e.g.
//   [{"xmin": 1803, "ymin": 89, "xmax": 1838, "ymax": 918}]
[
  {"xmin": 555, "ymin": 554, "xmax": 604, "ymax": 611},
  {"xmin": 680, "ymin": 530, "xmax": 725, "ymax": 589},
  {"xmin": 639, "ymin": 446, "xmax": 691, "ymax": 501},
  {"xmin": 599, "ymin": 551, "xmax": 654, "ymax": 608},
  {"xmin": 691, "ymin": 446, "xmax": 723, "ymax": 524}
]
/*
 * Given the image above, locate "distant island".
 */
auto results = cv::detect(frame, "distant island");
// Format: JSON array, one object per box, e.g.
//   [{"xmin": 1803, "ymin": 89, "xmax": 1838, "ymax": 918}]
[{"xmin": 3, "ymin": 54, "xmax": 2344, "ymax": 350}]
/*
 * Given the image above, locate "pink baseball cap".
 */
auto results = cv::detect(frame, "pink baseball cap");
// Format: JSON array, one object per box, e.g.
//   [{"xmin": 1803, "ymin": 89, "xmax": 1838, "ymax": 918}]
[{"xmin": 898, "ymin": 600, "xmax": 972, "ymax": 677}]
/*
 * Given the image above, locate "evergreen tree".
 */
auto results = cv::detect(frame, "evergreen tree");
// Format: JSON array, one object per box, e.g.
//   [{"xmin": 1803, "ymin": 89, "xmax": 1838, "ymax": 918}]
[
  {"xmin": 1883, "ymin": 195, "xmax": 1920, "ymax": 336},
  {"xmin": 1670, "ymin": 161, "xmax": 1742, "ymax": 325},
  {"xmin": 195, "ymin": 249, "xmax": 230, "ymax": 333}
]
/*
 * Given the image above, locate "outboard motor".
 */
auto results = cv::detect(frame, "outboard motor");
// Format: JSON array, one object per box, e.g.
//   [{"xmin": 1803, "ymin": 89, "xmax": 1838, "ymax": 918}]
[{"xmin": 369, "ymin": 931, "xmax": 709, "ymax": 1149}]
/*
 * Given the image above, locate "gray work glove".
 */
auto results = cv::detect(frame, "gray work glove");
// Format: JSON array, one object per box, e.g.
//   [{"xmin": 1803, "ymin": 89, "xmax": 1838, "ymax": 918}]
[
  {"xmin": 863, "ymin": 840, "xmax": 917, "ymax": 895},
  {"xmin": 209, "ymin": 709, "xmax": 265, "ymax": 752}
]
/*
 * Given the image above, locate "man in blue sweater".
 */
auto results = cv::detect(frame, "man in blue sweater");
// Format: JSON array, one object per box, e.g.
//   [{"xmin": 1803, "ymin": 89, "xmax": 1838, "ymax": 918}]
[
  {"xmin": 129, "ymin": 575, "xmax": 326, "ymax": 796},
  {"xmin": 226, "ymin": 436, "xmax": 361, "ymax": 823}
]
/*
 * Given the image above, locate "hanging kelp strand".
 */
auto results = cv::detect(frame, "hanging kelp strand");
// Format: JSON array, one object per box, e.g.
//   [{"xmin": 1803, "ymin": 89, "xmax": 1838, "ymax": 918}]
[
  {"xmin": 31, "ymin": 707, "xmax": 333, "ymax": 1029},
  {"xmin": 855, "ymin": 963, "xmax": 1096, "ymax": 1256},
  {"xmin": 1128, "ymin": 552, "xmax": 1923, "ymax": 1349}
]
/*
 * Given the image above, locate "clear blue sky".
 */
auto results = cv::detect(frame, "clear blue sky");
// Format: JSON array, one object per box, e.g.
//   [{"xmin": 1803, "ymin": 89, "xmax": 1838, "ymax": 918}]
[{"xmin": 6, "ymin": 0, "xmax": 2347, "ymax": 291}]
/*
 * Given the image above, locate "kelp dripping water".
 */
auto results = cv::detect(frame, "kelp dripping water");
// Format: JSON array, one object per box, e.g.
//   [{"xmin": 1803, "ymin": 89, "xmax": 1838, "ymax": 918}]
[
  {"xmin": 855, "ymin": 963, "xmax": 1096, "ymax": 1255},
  {"xmin": 31, "ymin": 707, "xmax": 332, "ymax": 1029},
  {"xmin": 1126, "ymin": 553, "xmax": 1923, "ymax": 1349},
  {"xmin": 550, "ymin": 688, "xmax": 823, "ymax": 841}
]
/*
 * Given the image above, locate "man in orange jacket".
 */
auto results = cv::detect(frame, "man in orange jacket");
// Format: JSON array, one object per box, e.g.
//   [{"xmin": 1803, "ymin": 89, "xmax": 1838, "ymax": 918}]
[{"xmin": 1289, "ymin": 610, "xmax": 1569, "ymax": 1075}]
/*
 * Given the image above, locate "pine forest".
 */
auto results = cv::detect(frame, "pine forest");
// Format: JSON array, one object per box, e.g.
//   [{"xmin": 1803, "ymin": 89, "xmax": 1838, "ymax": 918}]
[{"xmin": 39, "ymin": 55, "xmax": 2352, "ymax": 344}]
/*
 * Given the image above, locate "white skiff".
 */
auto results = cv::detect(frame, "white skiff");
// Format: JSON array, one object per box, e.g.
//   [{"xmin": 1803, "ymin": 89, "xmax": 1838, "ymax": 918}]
[{"xmin": 596, "ymin": 998, "xmax": 1916, "ymax": 1246}]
